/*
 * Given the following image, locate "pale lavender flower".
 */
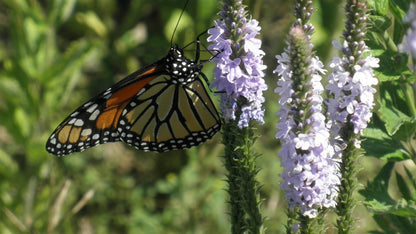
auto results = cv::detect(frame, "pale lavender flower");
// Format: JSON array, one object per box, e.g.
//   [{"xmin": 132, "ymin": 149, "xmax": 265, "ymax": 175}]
[
  {"xmin": 274, "ymin": 27, "xmax": 340, "ymax": 218},
  {"xmin": 326, "ymin": 41, "xmax": 379, "ymax": 149},
  {"xmin": 399, "ymin": 3, "xmax": 416, "ymax": 71},
  {"xmin": 207, "ymin": 3, "xmax": 267, "ymax": 128}
]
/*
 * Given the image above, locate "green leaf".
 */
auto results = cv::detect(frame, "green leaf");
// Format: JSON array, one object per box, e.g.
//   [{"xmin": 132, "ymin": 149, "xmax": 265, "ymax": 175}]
[
  {"xmin": 391, "ymin": 199, "xmax": 416, "ymax": 218},
  {"xmin": 361, "ymin": 162, "xmax": 416, "ymax": 232},
  {"xmin": 404, "ymin": 73, "xmax": 416, "ymax": 82},
  {"xmin": 373, "ymin": 50, "xmax": 409, "ymax": 82},
  {"xmin": 24, "ymin": 17, "xmax": 44, "ymax": 55},
  {"xmin": 3, "ymin": 0, "xmax": 30, "ymax": 15},
  {"xmin": 364, "ymin": 199, "xmax": 393, "ymax": 213},
  {"xmin": 404, "ymin": 166, "xmax": 416, "ymax": 199},
  {"xmin": 393, "ymin": 120, "xmax": 416, "ymax": 142},
  {"xmin": 44, "ymin": 39, "xmax": 98, "ymax": 111},
  {"xmin": 396, "ymin": 171, "xmax": 412, "ymax": 200},
  {"xmin": 367, "ymin": 0, "xmax": 389, "ymax": 15},
  {"xmin": 75, "ymin": 11, "xmax": 108, "ymax": 37},
  {"xmin": 14, "ymin": 107, "xmax": 32, "ymax": 140},
  {"xmin": 363, "ymin": 127, "xmax": 411, "ymax": 161},
  {"xmin": 368, "ymin": 15, "xmax": 392, "ymax": 33},
  {"xmin": 0, "ymin": 148, "xmax": 18, "ymax": 176},
  {"xmin": 49, "ymin": 0, "xmax": 76, "ymax": 26},
  {"xmin": 377, "ymin": 100, "xmax": 410, "ymax": 136},
  {"xmin": 0, "ymin": 74, "xmax": 27, "ymax": 108},
  {"xmin": 366, "ymin": 199, "xmax": 416, "ymax": 218},
  {"xmin": 372, "ymin": 213, "xmax": 415, "ymax": 233},
  {"xmin": 377, "ymin": 82, "xmax": 413, "ymax": 135},
  {"xmin": 389, "ymin": 0, "xmax": 409, "ymax": 43},
  {"xmin": 26, "ymin": 140, "xmax": 49, "ymax": 164},
  {"xmin": 390, "ymin": 0, "xmax": 412, "ymax": 20},
  {"xmin": 360, "ymin": 162, "xmax": 395, "ymax": 203},
  {"xmin": 115, "ymin": 24, "xmax": 147, "ymax": 55}
]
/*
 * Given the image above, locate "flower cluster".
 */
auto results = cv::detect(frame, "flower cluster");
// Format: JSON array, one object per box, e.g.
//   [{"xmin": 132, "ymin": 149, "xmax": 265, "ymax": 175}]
[
  {"xmin": 326, "ymin": 42, "xmax": 379, "ymax": 149},
  {"xmin": 399, "ymin": 3, "xmax": 416, "ymax": 71},
  {"xmin": 274, "ymin": 27, "xmax": 340, "ymax": 218},
  {"xmin": 207, "ymin": 1, "xmax": 267, "ymax": 128},
  {"xmin": 325, "ymin": 0, "xmax": 379, "ymax": 151}
]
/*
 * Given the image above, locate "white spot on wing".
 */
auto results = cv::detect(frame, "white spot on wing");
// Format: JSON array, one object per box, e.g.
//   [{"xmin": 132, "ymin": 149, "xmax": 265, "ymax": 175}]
[
  {"xmin": 81, "ymin": 128, "xmax": 92, "ymax": 137},
  {"xmin": 84, "ymin": 102, "xmax": 93, "ymax": 107},
  {"xmin": 89, "ymin": 109, "xmax": 100, "ymax": 121},
  {"xmin": 86, "ymin": 103, "xmax": 98, "ymax": 113},
  {"xmin": 104, "ymin": 93, "xmax": 111, "ymax": 100},
  {"xmin": 74, "ymin": 119, "xmax": 84, "ymax": 127}
]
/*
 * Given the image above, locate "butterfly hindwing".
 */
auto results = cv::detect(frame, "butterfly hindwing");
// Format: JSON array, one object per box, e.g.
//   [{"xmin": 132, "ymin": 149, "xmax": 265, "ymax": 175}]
[{"xmin": 118, "ymin": 76, "xmax": 221, "ymax": 152}]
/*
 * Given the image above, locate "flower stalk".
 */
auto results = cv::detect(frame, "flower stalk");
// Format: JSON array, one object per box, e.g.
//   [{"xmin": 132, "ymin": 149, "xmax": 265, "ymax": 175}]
[
  {"xmin": 208, "ymin": 0, "xmax": 267, "ymax": 233},
  {"xmin": 274, "ymin": 0, "xmax": 340, "ymax": 232},
  {"xmin": 222, "ymin": 119, "xmax": 262, "ymax": 234},
  {"xmin": 325, "ymin": 0, "xmax": 379, "ymax": 232}
]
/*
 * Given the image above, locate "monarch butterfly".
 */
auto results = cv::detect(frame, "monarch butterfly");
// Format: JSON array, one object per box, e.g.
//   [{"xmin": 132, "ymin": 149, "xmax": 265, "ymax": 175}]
[{"xmin": 46, "ymin": 38, "xmax": 221, "ymax": 156}]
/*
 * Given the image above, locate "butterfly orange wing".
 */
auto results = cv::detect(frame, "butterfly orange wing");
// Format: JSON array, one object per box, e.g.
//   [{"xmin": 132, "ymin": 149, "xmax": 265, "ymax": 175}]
[{"xmin": 46, "ymin": 64, "xmax": 163, "ymax": 156}]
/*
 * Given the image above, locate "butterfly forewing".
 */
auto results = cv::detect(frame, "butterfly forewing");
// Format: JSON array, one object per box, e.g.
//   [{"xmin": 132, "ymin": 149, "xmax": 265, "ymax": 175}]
[
  {"xmin": 46, "ymin": 65, "xmax": 163, "ymax": 156},
  {"xmin": 46, "ymin": 96, "xmax": 121, "ymax": 156}
]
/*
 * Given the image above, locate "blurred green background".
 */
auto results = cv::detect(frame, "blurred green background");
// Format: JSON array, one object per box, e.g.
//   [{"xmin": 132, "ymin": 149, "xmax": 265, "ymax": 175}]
[{"xmin": 0, "ymin": 0, "xmax": 391, "ymax": 233}]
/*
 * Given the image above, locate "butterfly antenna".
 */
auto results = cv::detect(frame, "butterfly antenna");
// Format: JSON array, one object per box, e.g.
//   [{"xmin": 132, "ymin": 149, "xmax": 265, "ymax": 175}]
[{"xmin": 170, "ymin": 0, "xmax": 191, "ymax": 47}]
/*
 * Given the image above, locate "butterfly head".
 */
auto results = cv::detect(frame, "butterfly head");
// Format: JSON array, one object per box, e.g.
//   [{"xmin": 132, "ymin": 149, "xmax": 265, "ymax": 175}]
[{"xmin": 165, "ymin": 45, "xmax": 201, "ymax": 85}]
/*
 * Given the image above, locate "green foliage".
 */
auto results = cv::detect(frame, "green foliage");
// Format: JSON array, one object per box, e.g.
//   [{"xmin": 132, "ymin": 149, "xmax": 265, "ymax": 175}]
[
  {"xmin": 361, "ymin": 0, "xmax": 416, "ymax": 232},
  {"xmin": 363, "ymin": 0, "xmax": 416, "ymax": 161},
  {"xmin": 360, "ymin": 163, "xmax": 416, "ymax": 233}
]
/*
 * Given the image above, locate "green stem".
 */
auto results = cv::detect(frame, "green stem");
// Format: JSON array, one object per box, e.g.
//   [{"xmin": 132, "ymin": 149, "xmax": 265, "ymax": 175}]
[
  {"xmin": 402, "ymin": 81, "xmax": 416, "ymax": 116},
  {"xmin": 300, "ymin": 216, "xmax": 312, "ymax": 233},
  {"xmin": 223, "ymin": 121, "xmax": 246, "ymax": 234},
  {"xmin": 222, "ymin": 120, "xmax": 262, "ymax": 234},
  {"xmin": 336, "ymin": 143, "xmax": 361, "ymax": 234},
  {"xmin": 383, "ymin": 30, "xmax": 398, "ymax": 53}
]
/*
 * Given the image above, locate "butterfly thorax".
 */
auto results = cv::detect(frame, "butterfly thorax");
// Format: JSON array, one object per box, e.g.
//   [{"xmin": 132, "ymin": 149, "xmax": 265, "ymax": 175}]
[{"xmin": 165, "ymin": 46, "xmax": 201, "ymax": 85}]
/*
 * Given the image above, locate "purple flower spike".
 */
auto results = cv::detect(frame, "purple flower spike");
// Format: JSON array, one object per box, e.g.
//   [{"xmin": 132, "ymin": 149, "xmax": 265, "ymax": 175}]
[
  {"xmin": 399, "ymin": 3, "xmax": 416, "ymax": 71},
  {"xmin": 207, "ymin": 4, "xmax": 267, "ymax": 128},
  {"xmin": 326, "ymin": 41, "xmax": 379, "ymax": 149},
  {"xmin": 274, "ymin": 27, "xmax": 340, "ymax": 218}
]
